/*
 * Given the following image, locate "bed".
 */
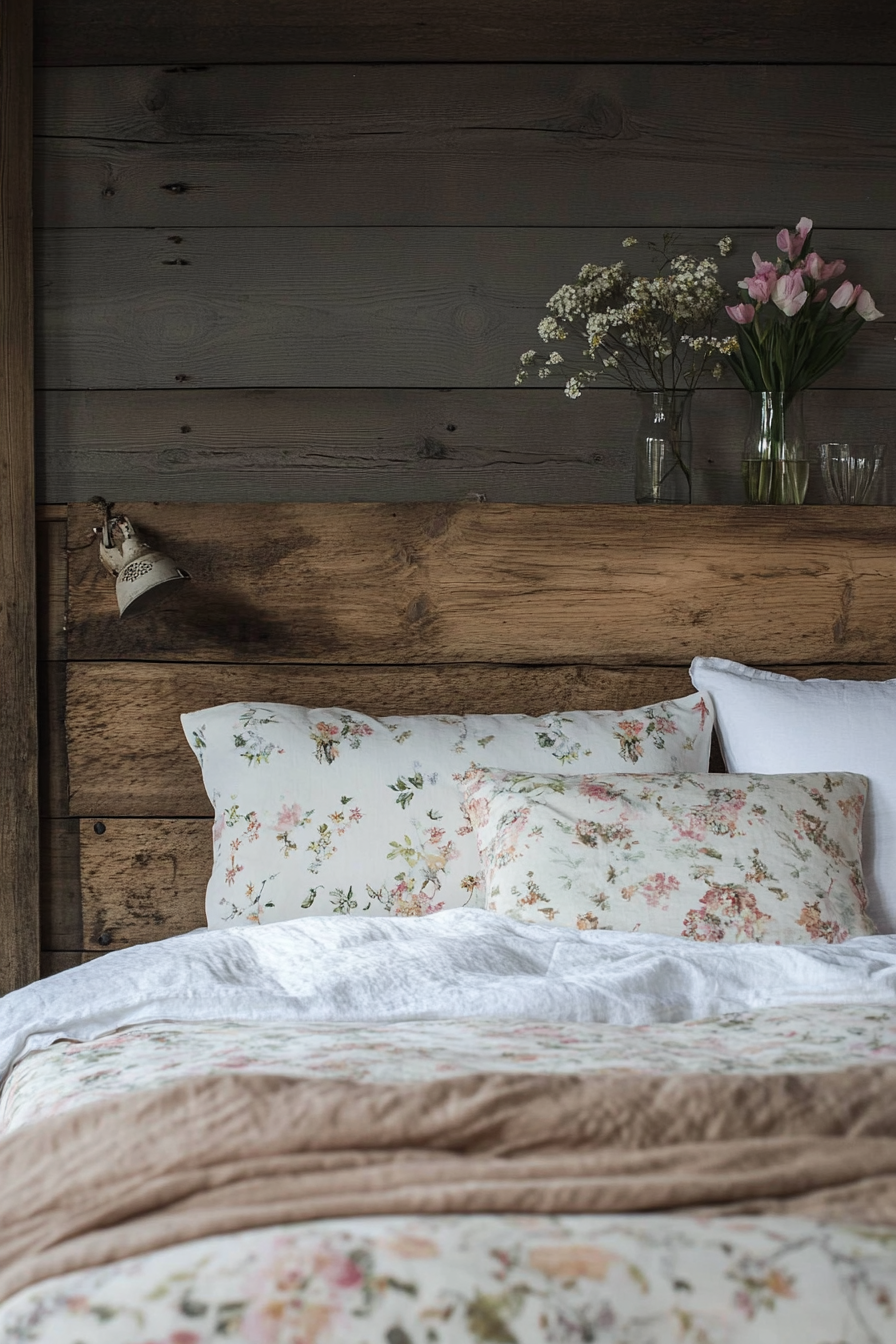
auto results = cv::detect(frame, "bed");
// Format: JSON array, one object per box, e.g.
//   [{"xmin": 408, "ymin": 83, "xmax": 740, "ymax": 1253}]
[{"xmin": 8, "ymin": 501, "xmax": 896, "ymax": 1342}]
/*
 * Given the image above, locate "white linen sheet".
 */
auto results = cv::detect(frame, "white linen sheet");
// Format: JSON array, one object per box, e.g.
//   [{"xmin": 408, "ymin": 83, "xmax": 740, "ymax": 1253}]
[{"xmin": 3, "ymin": 907, "xmax": 896, "ymax": 1080}]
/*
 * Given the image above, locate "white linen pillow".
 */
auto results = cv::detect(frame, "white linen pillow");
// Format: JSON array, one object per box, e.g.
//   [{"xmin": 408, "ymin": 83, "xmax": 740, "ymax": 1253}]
[
  {"xmin": 463, "ymin": 766, "xmax": 874, "ymax": 943},
  {"xmin": 690, "ymin": 656, "xmax": 896, "ymax": 933},
  {"xmin": 182, "ymin": 694, "xmax": 714, "ymax": 927}
]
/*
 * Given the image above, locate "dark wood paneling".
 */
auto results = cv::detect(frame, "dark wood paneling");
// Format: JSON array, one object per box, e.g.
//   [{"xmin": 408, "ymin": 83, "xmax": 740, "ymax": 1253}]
[
  {"xmin": 41, "ymin": 951, "xmax": 104, "ymax": 976},
  {"xmin": 65, "ymin": 503, "xmax": 896, "ymax": 667},
  {"xmin": 36, "ymin": 388, "xmax": 896, "ymax": 506},
  {"xmin": 0, "ymin": 0, "xmax": 38, "ymax": 993},
  {"xmin": 66, "ymin": 661, "xmax": 699, "ymax": 816},
  {"xmin": 35, "ymin": 516, "xmax": 68, "ymax": 659},
  {"xmin": 35, "ymin": 228, "xmax": 895, "ymax": 392},
  {"xmin": 40, "ymin": 819, "xmax": 81, "ymax": 947},
  {"xmin": 38, "ymin": 662, "xmax": 68, "ymax": 816},
  {"xmin": 34, "ymin": 0, "xmax": 896, "ymax": 65},
  {"xmin": 35, "ymin": 65, "xmax": 896, "ymax": 229},
  {"xmin": 80, "ymin": 818, "xmax": 208, "ymax": 949}
]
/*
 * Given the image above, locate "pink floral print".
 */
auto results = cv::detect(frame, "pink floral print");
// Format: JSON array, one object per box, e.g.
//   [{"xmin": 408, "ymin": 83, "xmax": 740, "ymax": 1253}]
[
  {"xmin": 682, "ymin": 884, "xmax": 772, "ymax": 942},
  {"xmin": 464, "ymin": 769, "xmax": 875, "ymax": 944},
  {"xmin": 183, "ymin": 696, "xmax": 714, "ymax": 928}
]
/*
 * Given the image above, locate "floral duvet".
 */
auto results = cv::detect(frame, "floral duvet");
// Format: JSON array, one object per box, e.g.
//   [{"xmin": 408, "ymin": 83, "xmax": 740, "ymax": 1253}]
[{"xmin": 2, "ymin": 1006, "xmax": 896, "ymax": 1344}]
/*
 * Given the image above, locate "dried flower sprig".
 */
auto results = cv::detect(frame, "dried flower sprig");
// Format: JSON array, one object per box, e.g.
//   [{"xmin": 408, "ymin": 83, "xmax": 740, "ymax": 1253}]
[
  {"xmin": 724, "ymin": 216, "xmax": 884, "ymax": 397},
  {"xmin": 517, "ymin": 234, "xmax": 736, "ymax": 400}
]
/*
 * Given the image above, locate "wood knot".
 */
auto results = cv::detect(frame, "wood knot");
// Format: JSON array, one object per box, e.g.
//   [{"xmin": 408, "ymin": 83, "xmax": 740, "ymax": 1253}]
[
  {"xmin": 394, "ymin": 544, "xmax": 420, "ymax": 569},
  {"xmin": 416, "ymin": 436, "xmax": 447, "ymax": 460},
  {"xmin": 833, "ymin": 580, "xmax": 855, "ymax": 644},
  {"xmin": 405, "ymin": 593, "xmax": 433, "ymax": 625},
  {"xmin": 424, "ymin": 510, "xmax": 450, "ymax": 540}
]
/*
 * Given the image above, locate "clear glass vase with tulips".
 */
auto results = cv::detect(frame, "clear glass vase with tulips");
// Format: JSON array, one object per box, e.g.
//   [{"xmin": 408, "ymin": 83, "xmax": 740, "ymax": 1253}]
[{"xmin": 725, "ymin": 216, "xmax": 884, "ymax": 504}]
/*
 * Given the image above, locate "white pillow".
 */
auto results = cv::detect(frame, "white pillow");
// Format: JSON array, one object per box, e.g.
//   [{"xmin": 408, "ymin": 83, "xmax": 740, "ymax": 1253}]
[
  {"xmin": 182, "ymin": 695, "xmax": 714, "ymax": 927},
  {"xmin": 690, "ymin": 657, "xmax": 896, "ymax": 932},
  {"xmin": 463, "ymin": 766, "xmax": 874, "ymax": 943}
]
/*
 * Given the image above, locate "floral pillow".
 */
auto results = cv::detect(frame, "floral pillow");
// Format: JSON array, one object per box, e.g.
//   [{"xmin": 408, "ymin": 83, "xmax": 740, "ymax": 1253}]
[
  {"xmin": 462, "ymin": 767, "xmax": 875, "ymax": 944},
  {"xmin": 181, "ymin": 695, "xmax": 713, "ymax": 926}
]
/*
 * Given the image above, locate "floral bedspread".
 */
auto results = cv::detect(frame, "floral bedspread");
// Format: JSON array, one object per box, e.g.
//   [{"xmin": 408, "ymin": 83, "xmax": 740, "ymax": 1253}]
[
  {"xmin": 3, "ymin": 1212, "xmax": 894, "ymax": 1344},
  {"xmin": 2, "ymin": 1006, "xmax": 896, "ymax": 1342},
  {"xmin": 3, "ymin": 1003, "xmax": 896, "ymax": 1137}
]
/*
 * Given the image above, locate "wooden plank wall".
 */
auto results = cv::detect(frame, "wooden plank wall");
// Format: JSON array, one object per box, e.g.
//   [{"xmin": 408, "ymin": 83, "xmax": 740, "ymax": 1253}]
[
  {"xmin": 0, "ymin": 0, "xmax": 38, "ymax": 994},
  {"xmin": 33, "ymin": 1, "xmax": 896, "ymax": 507}
]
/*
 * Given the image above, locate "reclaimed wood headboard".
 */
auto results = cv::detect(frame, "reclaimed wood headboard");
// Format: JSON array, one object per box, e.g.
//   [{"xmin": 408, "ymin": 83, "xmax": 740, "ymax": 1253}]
[{"xmin": 38, "ymin": 502, "xmax": 896, "ymax": 972}]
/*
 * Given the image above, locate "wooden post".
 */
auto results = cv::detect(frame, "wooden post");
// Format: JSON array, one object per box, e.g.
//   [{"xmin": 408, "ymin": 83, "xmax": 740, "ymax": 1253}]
[{"xmin": 0, "ymin": 0, "xmax": 38, "ymax": 992}]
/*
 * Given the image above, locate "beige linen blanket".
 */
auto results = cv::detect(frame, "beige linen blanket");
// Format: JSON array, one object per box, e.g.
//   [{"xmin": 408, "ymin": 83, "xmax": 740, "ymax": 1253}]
[{"xmin": 3, "ymin": 1065, "xmax": 896, "ymax": 1303}]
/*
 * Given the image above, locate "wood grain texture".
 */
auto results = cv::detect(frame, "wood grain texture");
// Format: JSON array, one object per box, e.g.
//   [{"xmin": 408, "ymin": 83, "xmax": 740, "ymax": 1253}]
[
  {"xmin": 38, "ymin": 662, "xmax": 68, "ymax": 816},
  {"xmin": 0, "ymin": 0, "xmax": 39, "ymax": 993},
  {"xmin": 80, "ymin": 818, "xmax": 209, "ymax": 948},
  {"xmin": 35, "ymin": 517, "xmax": 67, "ymax": 658},
  {"xmin": 33, "ymin": 0, "xmax": 896, "ymax": 65},
  {"xmin": 39, "ymin": 818, "xmax": 81, "ymax": 948},
  {"xmin": 35, "ymin": 65, "xmax": 896, "ymax": 229},
  {"xmin": 65, "ymin": 503, "xmax": 896, "ymax": 667},
  {"xmin": 66, "ymin": 661, "xmax": 698, "ymax": 816},
  {"xmin": 35, "ymin": 228, "xmax": 896, "ymax": 392},
  {"xmin": 65, "ymin": 660, "xmax": 896, "ymax": 819},
  {"xmin": 36, "ymin": 389, "xmax": 896, "ymax": 507},
  {"xmin": 41, "ymin": 951, "xmax": 104, "ymax": 976}
]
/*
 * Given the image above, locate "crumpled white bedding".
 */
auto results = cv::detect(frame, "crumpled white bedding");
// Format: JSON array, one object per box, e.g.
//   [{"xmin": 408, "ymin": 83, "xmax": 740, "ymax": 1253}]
[{"xmin": 3, "ymin": 908, "xmax": 896, "ymax": 1080}]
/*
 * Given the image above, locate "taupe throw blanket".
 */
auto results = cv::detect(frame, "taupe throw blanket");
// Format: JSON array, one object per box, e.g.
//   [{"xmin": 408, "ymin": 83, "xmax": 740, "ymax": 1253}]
[{"xmin": 3, "ymin": 1066, "xmax": 896, "ymax": 1303}]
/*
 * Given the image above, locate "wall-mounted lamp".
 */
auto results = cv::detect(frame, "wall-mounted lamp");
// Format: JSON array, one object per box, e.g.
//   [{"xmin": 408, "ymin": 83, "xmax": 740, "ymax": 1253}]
[{"xmin": 93, "ymin": 506, "xmax": 190, "ymax": 618}]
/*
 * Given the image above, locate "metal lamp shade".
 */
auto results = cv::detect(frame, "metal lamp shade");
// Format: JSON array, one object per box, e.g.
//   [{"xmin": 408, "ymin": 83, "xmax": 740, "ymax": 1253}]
[
  {"xmin": 115, "ymin": 548, "xmax": 190, "ymax": 617},
  {"xmin": 95, "ymin": 513, "xmax": 191, "ymax": 618}
]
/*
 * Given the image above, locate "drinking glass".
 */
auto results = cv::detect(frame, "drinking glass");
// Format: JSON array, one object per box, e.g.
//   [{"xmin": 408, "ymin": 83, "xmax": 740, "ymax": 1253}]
[{"xmin": 818, "ymin": 442, "xmax": 887, "ymax": 505}]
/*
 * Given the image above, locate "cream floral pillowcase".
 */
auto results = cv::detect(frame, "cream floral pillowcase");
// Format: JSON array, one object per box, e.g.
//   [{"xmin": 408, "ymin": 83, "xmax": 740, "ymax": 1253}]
[
  {"xmin": 181, "ymin": 695, "xmax": 713, "ymax": 927},
  {"xmin": 462, "ymin": 768, "xmax": 875, "ymax": 944}
]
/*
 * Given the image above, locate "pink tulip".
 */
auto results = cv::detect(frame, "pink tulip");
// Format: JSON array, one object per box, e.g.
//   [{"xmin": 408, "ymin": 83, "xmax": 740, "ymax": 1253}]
[
  {"xmin": 753, "ymin": 252, "xmax": 778, "ymax": 278},
  {"xmin": 738, "ymin": 255, "xmax": 778, "ymax": 304},
  {"xmin": 776, "ymin": 216, "xmax": 813, "ymax": 262},
  {"xmin": 726, "ymin": 303, "xmax": 755, "ymax": 324},
  {"xmin": 856, "ymin": 289, "xmax": 884, "ymax": 321},
  {"xmin": 804, "ymin": 252, "xmax": 846, "ymax": 283},
  {"xmin": 812, "ymin": 287, "xmax": 828, "ymax": 303},
  {"xmin": 772, "ymin": 270, "xmax": 808, "ymax": 317},
  {"xmin": 830, "ymin": 280, "xmax": 858, "ymax": 309}
]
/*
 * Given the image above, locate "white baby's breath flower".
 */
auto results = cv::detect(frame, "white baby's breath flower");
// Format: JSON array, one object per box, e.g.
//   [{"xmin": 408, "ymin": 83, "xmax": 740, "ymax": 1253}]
[
  {"xmin": 546, "ymin": 284, "xmax": 582, "ymax": 320},
  {"xmin": 712, "ymin": 362, "xmax": 724, "ymax": 379},
  {"xmin": 514, "ymin": 370, "xmax": 528, "ymax": 384},
  {"xmin": 517, "ymin": 233, "xmax": 729, "ymax": 399},
  {"xmin": 537, "ymin": 316, "xmax": 565, "ymax": 343},
  {"xmin": 718, "ymin": 236, "xmax": 733, "ymax": 256}
]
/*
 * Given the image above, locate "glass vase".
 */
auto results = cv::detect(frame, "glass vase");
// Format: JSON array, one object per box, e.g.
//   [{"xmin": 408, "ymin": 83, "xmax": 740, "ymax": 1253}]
[
  {"xmin": 634, "ymin": 390, "xmax": 692, "ymax": 505},
  {"xmin": 741, "ymin": 390, "xmax": 809, "ymax": 505}
]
